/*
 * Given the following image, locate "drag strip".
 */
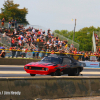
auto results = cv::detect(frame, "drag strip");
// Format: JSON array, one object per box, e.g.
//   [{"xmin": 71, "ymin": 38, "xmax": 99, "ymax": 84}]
[{"xmin": 0, "ymin": 65, "xmax": 100, "ymax": 77}]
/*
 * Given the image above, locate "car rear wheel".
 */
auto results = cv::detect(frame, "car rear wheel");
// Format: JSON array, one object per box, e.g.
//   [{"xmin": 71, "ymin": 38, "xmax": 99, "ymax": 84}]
[
  {"xmin": 30, "ymin": 74, "xmax": 36, "ymax": 76},
  {"xmin": 68, "ymin": 68, "xmax": 79, "ymax": 76}
]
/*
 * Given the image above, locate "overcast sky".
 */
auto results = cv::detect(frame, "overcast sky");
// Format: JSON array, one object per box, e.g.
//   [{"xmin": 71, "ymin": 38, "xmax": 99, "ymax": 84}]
[{"xmin": 0, "ymin": 0, "xmax": 100, "ymax": 31}]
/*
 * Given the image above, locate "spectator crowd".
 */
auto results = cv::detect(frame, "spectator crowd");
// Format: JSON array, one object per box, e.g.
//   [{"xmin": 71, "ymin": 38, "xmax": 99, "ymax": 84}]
[{"xmin": 0, "ymin": 18, "xmax": 100, "ymax": 61}]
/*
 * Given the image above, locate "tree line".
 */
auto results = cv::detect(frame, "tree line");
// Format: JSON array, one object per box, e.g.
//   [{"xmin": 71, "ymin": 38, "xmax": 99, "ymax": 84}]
[
  {"xmin": 0, "ymin": 0, "xmax": 28, "ymax": 23},
  {"xmin": 54, "ymin": 26, "xmax": 100, "ymax": 51}
]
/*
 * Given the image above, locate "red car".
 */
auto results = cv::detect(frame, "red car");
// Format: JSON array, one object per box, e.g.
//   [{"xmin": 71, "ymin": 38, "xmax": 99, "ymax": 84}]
[{"xmin": 24, "ymin": 54, "xmax": 83, "ymax": 76}]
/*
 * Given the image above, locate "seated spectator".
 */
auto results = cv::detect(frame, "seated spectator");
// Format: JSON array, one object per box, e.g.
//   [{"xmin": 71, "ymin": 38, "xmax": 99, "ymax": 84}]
[{"xmin": 0, "ymin": 50, "xmax": 6, "ymax": 58}]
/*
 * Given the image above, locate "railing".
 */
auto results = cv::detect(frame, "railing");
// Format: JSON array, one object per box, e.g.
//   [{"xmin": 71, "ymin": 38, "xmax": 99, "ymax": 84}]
[
  {"xmin": 0, "ymin": 33, "xmax": 11, "ymax": 47},
  {"xmin": 54, "ymin": 32, "xmax": 79, "ymax": 51},
  {"xmin": 0, "ymin": 22, "xmax": 27, "ymax": 28},
  {"xmin": 1, "ymin": 49, "xmax": 98, "ymax": 62},
  {"xmin": 24, "ymin": 25, "xmax": 48, "ymax": 35}
]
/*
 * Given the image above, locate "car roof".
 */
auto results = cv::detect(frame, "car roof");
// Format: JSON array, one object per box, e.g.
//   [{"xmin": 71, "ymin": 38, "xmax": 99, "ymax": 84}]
[{"xmin": 47, "ymin": 54, "xmax": 78, "ymax": 62}]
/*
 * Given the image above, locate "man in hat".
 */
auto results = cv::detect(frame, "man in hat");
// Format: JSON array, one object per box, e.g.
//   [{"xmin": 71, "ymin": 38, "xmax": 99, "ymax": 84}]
[{"xmin": 0, "ymin": 50, "xmax": 6, "ymax": 58}]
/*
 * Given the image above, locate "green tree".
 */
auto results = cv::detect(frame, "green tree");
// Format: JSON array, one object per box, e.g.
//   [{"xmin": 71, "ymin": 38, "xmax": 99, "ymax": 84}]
[
  {"xmin": 54, "ymin": 26, "xmax": 100, "ymax": 51},
  {"xmin": 0, "ymin": 0, "xmax": 28, "ymax": 23}
]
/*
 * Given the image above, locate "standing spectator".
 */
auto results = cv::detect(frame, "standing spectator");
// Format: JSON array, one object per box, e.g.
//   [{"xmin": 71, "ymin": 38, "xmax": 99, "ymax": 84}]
[
  {"xmin": 12, "ymin": 47, "xmax": 16, "ymax": 58},
  {"xmin": 15, "ymin": 48, "xmax": 21, "ymax": 58},
  {"xmin": 84, "ymin": 51, "xmax": 89, "ymax": 61},
  {"xmin": 97, "ymin": 51, "xmax": 100, "ymax": 61},
  {"xmin": 70, "ymin": 44, "xmax": 74, "ymax": 49},
  {"xmin": 1, "ymin": 18, "xmax": 5, "ymax": 29},
  {"xmin": 35, "ymin": 48, "xmax": 39, "ymax": 59},
  {"xmin": 15, "ymin": 19, "xmax": 17, "ymax": 29},
  {"xmin": 8, "ymin": 19, "xmax": 11, "ymax": 29},
  {"xmin": 11, "ymin": 37, "xmax": 15, "ymax": 47},
  {"xmin": 11, "ymin": 19, "xmax": 14, "ymax": 28},
  {"xmin": 39, "ymin": 48, "xmax": 44, "ymax": 58},
  {"xmin": 21, "ymin": 47, "xmax": 26, "ymax": 58},
  {"xmin": 32, "ymin": 47, "xmax": 35, "ymax": 58},
  {"xmin": 0, "ymin": 28, "xmax": 2, "ymax": 33}
]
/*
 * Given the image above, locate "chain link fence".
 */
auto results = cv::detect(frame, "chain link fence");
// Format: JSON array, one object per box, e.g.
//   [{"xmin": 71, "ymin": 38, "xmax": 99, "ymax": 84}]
[{"xmin": 54, "ymin": 32, "xmax": 79, "ymax": 51}]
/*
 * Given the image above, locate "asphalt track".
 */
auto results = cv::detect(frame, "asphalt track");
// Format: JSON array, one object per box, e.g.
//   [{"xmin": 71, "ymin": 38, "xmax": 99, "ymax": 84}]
[
  {"xmin": 0, "ymin": 65, "xmax": 100, "ymax": 100},
  {"xmin": 0, "ymin": 65, "xmax": 100, "ymax": 77}
]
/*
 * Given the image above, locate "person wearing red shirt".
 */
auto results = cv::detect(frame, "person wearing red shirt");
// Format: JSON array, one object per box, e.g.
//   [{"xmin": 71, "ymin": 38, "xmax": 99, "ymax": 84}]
[{"xmin": 11, "ymin": 37, "xmax": 15, "ymax": 47}]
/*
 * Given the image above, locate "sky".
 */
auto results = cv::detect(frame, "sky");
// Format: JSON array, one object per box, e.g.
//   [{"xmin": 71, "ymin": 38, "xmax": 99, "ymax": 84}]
[{"xmin": 0, "ymin": 0, "xmax": 100, "ymax": 31}]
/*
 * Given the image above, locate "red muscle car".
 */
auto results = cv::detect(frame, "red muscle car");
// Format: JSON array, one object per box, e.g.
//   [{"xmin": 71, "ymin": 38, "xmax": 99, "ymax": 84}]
[{"xmin": 24, "ymin": 54, "xmax": 83, "ymax": 76}]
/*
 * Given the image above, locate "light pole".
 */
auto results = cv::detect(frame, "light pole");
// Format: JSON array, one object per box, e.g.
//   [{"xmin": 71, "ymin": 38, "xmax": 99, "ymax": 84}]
[{"xmin": 73, "ymin": 19, "xmax": 76, "ymax": 41}]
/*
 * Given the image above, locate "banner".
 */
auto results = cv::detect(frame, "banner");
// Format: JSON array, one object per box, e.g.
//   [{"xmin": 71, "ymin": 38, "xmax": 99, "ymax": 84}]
[
  {"xmin": 5, "ymin": 50, "xmax": 12, "ymax": 57},
  {"xmin": 26, "ymin": 52, "xmax": 33, "ymax": 58},
  {"xmin": 90, "ymin": 56, "xmax": 97, "ymax": 61}
]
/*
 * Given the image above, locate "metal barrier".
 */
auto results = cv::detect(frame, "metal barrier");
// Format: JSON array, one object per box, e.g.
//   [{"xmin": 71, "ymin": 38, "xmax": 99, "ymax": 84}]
[
  {"xmin": 54, "ymin": 32, "xmax": 79, "ymax": 51},
  {"xmin": 0, "ymin": 22, "xmax": 27, "ymax": 28},
  {"xmin": 2, "ymin": 49, "xmax": 99, "ymax": 62},
  {"xmin": 0, "ymin": 33, "xmax": 11, "ymax": 47}
]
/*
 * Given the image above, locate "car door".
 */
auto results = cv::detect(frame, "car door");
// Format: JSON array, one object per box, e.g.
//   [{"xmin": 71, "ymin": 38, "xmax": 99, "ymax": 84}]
[{"xmin": 61, "ymin": 57, "xmax": 72, "ymax": 68}]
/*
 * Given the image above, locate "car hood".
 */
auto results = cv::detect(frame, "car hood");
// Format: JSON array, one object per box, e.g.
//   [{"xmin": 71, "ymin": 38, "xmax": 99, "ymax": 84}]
[{"xmin": 25, "ymin": 61, "xmax": 57, "ymax": 67}]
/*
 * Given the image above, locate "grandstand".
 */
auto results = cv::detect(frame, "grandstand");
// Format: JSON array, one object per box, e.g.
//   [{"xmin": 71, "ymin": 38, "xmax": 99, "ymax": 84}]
[{"xmin": 0, "ymin": 22, "xmax": 79, "ymax": 53}]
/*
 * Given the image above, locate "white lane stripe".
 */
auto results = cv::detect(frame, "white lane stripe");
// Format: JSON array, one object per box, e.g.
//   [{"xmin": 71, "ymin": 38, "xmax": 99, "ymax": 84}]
[
  {"xmin": 0, "ymin": 65, "xmax": 24, "ymax": 67},
  {"xmin": 81, "ymin": 72, "xmax": 100, "ymax": 74},
  {"xmin": 0, "ymin": 71, "xmax": 27, "ymax": 74},
  {"xmin": 0, "ymin": 71, "xmax": 100, "ymax": 74}
]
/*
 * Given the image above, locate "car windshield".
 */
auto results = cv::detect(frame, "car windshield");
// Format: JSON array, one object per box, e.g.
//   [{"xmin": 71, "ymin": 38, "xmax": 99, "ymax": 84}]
[{"xmin": 41, "ymin": 57, "xmax": 62, "ymax": 64}]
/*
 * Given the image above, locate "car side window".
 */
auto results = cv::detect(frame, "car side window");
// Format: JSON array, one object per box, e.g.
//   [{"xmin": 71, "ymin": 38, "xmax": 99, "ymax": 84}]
[{"xmin": 62, "ymin": 58, "xmax": 72, "ymax": 64}]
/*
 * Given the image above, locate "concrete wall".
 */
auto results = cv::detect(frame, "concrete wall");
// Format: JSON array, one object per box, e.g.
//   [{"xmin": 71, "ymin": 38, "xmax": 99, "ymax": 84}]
[
  {"xmin": 0, "ymin": 58, "xmax": 40, "ymax": 65},
  {"xmin": 0, "ymin": 76, "xmax": 100, "ymax": 100}
]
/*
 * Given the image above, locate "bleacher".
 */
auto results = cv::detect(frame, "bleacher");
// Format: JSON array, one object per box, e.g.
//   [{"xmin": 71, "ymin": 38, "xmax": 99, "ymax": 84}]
[{"xmin": 0, "ymin": 22, "xmax": 80, "ymax": 54}]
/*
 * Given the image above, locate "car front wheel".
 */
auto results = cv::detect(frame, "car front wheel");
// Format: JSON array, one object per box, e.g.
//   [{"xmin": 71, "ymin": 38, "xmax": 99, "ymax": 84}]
[{"xmin": 30, "ymin": 74, "xmax": 36, "ymax": 76}]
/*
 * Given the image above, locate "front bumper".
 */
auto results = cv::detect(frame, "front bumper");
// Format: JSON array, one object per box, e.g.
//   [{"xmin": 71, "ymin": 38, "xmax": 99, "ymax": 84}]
[{"xmin": 24, "ymin": 68, "xmax": 57, "ymax": 75}]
